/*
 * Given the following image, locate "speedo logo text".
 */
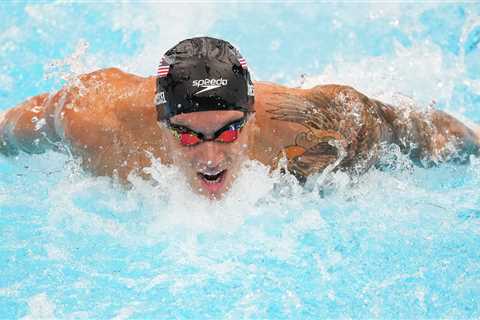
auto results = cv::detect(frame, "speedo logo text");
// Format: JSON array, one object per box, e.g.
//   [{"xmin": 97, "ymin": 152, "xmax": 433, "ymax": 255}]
[
  {"xmin": 192, "ymin": 78, "xmax": 228, "ymax": 95},
  {"xmin": 192, "ymin": 78, "xmax": 228, "ymax": 87}
]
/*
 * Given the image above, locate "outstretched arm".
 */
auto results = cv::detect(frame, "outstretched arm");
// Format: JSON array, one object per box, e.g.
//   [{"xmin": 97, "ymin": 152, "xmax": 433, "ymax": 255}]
[
  {"xmin": 253, "ymin": 82, "xmax": 480, "ymax": 183},
  {"xmin": 374, "ymin": 99, "xmax": 480, "ymax": 166},
  {"xmin": 0, "ymin": 68, "xmax": 166, "ymax": 182},
  {"xmin": 299, "ymin": 85, "xmax": 480, "ymax": 169},
  {"xmin": 0, "ymin": 93, "xmax": 61, "ymax": 156}
]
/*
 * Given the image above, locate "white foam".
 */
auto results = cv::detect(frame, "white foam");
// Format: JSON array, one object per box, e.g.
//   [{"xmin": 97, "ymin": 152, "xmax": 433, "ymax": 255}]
[
  {"xmin": 301, "ymin": 40, "xmax": 480, "ymax": 108},
  {"xmin": 112, "ymin": 305, "xmax": 137, "ymax": 320},
  {"xmin": 138, "ymin": 158, "xmax": 277, "ymax": 237},
  {"xmin": 0, "ymin": 74, "xmax": 13, "ymax": 92},
  {"xmin": 47, "ymin": 175, "xmax": 135, "ymax": 242},
  {"xmin": 45, "ymin": 244, "xmax": 70, "ymax": 261},
  {"xmin": 0, "ymin": 26, "xmax": 23, "ymax": 42},
  {"xmin": 21, "ymin": 293, "xmax": 56, "ymax": 320},
  {"xmin": 0, "ymin": 283, "xmax": 21, "ymax": 298},
  {"xmin": 25, "ymin": 3, "xmax": 69, "ymax": 26}
]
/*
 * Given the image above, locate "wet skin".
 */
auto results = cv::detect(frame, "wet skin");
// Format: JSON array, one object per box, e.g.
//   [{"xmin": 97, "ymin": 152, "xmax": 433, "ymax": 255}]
[{"xmin": 1, "ymin": 68, "xmax": 479, "ymax": 197}]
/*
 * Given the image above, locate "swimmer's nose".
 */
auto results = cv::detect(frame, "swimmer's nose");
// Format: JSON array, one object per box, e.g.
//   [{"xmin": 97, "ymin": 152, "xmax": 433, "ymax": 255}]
[{"xmin": 197, "ymin": 141, "xmax": 225, "ymax": 169}]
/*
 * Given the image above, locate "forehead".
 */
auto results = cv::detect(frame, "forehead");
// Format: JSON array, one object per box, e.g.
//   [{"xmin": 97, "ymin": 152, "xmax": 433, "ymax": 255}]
[{"xmin": 169, "ymin": 110, "xmax": 244, "ymax": 132}]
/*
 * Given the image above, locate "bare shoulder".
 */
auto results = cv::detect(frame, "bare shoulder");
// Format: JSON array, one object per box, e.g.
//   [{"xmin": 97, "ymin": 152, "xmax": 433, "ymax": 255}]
[
  {"xmin": 254, "ymin": 82, "xmax": 367, "ymax": 115},
  {"xmin": 59, "ymin": 67, "xmax": 154, "ymax": 117},
  {"xmin": 253, "ymin": 81, "xmax": 368, "ymax": 138},
  {"xmin": 54, "ymin": 68, "xmax": 156, "ymax": 142},
  {"xmin": 48, "ymin": 68, "xmax": 163, "ymax": 178}
]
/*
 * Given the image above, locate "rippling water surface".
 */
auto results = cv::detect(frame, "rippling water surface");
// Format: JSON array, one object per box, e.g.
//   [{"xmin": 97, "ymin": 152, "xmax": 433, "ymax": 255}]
[{"xmin": 1, "ymin": 2, "xmax": 480, "ymax": 318}]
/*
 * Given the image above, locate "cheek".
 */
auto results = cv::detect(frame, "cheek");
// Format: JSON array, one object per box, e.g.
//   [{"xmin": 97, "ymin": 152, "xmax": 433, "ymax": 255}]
[
  {"xmin": 174, "ymin": 149, "xmax": 197, "ymax": 168},
  {"xmin": 225, "ymin": 137, "xmax": 249, "ymax": 165},
  {"xmin": 165, "ymin": 136, "xmax": 194, "ymax": 167}
]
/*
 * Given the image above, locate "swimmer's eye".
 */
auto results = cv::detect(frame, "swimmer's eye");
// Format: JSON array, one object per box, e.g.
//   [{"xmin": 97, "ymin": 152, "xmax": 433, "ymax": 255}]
[
  {"xmin": 215, "ymin": 127, "xmax": 239, "ymax": 143},
  {"xmin": 166, "ymin": 123, "xmax": 203, "ymax": 146},
  {"xmin": 179, "ymin": 132, "xmax": 202, "ymax": 146},
  {"xmin": 211, "ymin": 117, "xmax": 247, "ymax": 143}
]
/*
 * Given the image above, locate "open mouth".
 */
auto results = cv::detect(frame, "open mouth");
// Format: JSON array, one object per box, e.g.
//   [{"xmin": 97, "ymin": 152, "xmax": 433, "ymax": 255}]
[{"xmin": 198, "ymin": 169, "xmax": 227, "ymax": 185}]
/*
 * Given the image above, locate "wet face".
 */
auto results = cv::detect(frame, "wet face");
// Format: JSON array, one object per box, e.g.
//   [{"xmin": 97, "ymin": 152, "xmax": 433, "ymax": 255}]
[{"xmin": 162, "ymin": 110, "xmax": 252, "ymax": 199}]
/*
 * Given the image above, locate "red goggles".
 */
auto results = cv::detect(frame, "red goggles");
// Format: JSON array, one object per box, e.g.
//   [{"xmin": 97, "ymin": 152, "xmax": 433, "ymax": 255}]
[{"xmin": 166, "ymin": 116, "xmax": 248, "ymax": 146}]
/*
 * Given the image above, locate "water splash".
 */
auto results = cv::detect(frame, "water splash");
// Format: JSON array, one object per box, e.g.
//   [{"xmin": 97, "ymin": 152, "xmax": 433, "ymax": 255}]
[
  {"xmin": 43, "ymin": 39, "xmax": 98, "ymax": 91},
  {"xmin": 2, "ymin": 2, "xmax": 480, "ymax": 318}
]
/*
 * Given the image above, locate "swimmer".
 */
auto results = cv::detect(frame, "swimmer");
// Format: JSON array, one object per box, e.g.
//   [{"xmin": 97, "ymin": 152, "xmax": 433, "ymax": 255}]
[{"xmin": 1, "ymin": 36, "xmax": 479, "ymax": 198}]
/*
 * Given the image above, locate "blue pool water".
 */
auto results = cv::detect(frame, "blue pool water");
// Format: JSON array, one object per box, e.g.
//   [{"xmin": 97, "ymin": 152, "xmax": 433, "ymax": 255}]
[{"xmin": 1, "ymin": 2, "xmax": 480, "ymax": 318}]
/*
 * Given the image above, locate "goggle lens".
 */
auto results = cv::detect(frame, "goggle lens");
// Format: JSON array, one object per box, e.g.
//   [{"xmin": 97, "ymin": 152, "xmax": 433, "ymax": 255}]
[
  {"xmin": 215, "ymin": 129, "xmax": 239, "ymax": 143},
  {"xmin": 179, "ymin": 133, "xmax": 202, "ymax": 146}
]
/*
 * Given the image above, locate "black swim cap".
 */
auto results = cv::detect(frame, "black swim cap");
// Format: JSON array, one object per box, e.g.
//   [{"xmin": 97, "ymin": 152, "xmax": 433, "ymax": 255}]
[{"xmin": 155, "ymin": 37, "xmax": 255, "ymax": 121}]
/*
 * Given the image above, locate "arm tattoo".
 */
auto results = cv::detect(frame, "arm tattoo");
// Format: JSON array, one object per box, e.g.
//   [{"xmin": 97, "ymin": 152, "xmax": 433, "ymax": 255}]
[{"xmin": 266, "ymin": 92, "xmax": 348, "ymax": 182}]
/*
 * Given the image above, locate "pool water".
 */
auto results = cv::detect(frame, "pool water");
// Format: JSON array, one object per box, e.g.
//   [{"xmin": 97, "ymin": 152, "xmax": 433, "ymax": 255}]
[{"xmin": 1, "ymin": 2, "xmax": 480, "ymax": 318}]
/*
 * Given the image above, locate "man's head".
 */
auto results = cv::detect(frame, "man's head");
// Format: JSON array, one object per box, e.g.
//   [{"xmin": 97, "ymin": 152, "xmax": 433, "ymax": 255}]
[{"xmin": 155, "ymin": 37, "xmax": 255, "ymax": 199}]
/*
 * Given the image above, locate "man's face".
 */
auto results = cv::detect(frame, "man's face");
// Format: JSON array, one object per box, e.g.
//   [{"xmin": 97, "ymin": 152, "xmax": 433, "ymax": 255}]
[{"xmin": 163, "ymin": 110, "xmax": 251, "ymax": 199}]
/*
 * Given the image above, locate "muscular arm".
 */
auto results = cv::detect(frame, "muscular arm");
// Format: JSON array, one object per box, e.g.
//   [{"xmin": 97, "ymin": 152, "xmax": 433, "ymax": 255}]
[
  {"xmin": 375, "ymin": 101, "xmax": 480, "ymax": 166},
  {"xmin": 253, "ymin": 82, "xmax": 480, "ymax": 182},
  {"xmin": 0, "ymin": 68, "xmax": 168, "ymax": 182},
  {"xmin": 0, "ymin": 93, "xmax": 61, "ymax": 156}
]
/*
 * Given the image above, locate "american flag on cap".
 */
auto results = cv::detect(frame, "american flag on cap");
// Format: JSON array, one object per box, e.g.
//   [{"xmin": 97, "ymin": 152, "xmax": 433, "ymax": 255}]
[
  {"xmin": 238, "ymin": 57, "xmax": 248, "ymax": 70},
  {"xmin": 157, "ymin": 57, "xmax": 170, "ymax": 77}
]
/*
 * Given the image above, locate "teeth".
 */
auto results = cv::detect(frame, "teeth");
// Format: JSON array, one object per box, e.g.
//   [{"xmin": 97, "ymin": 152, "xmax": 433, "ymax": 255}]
[
  {"xmin": 204, "ymin": 177, "xmax": 221, "ymax": 184},
  {"xmin": 199, "ymin": 170, "xmax": 225, "ymax": 184},
  {"xmin": 203, "ymin": 171, "xmax": 222, "ymax": 176},
  {"xmin": 204, "ymin": 174, "xmax": 221, "ymax": 183}
]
